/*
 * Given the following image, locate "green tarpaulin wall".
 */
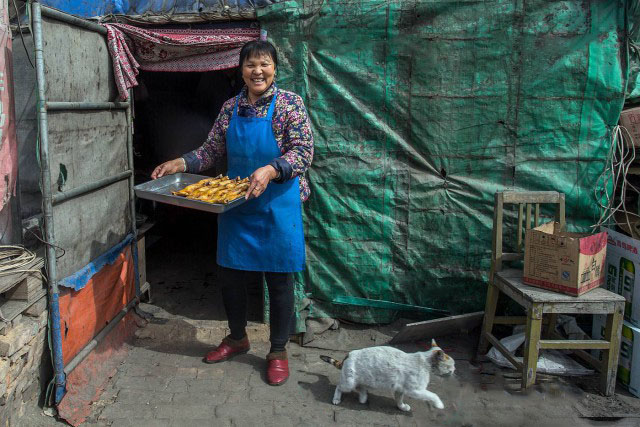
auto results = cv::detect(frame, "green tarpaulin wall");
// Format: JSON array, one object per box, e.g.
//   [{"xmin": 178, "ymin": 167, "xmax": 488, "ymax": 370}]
[{"xmin": 257, "ymin": 0, "xmax": 640, "ymax": 329}]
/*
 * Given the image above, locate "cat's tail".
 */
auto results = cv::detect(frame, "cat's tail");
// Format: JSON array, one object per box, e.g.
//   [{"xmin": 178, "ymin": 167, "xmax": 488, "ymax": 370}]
[{"xmin": 320, "ymin": 355, "xmax": 345, "ymax": 369}]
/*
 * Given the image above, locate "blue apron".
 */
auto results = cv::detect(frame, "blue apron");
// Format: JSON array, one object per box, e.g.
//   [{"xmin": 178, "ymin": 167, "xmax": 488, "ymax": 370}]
[{"xmin": 217, "ymin": 90, "xmax": 306, "ymax": 273}]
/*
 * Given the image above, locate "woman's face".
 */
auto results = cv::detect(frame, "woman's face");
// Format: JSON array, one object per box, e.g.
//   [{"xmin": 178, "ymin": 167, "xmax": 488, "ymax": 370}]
[{"xmin": 242, "ymin": 53, "xmax": 275, "ymax": 99}]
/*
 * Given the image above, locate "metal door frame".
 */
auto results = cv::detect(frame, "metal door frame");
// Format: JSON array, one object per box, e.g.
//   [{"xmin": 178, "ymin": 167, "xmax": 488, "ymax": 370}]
[{"xmin": 31, "ymin": 1, "xmax": 140, "ymax": 404}]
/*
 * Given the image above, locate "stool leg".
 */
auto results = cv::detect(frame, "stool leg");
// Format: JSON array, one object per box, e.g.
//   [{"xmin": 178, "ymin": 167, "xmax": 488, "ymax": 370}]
[
  {"xmin": 522, "ymin": 304, "xmax": 542, "ymax": 389},
  {"xmin": 477, "ymin": 283, "xmax": 500, "ymax": 357},
  {"xmin": 601, "ymin": 303, "xmax": 624, "ymax": 396}
]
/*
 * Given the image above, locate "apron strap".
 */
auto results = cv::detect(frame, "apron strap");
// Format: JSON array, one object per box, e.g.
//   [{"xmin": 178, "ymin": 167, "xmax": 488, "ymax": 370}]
[
  {"xmin": 232, "ymin": 88, "xmax": 278, "ymax": 119},
  {"xmin": 266, "ymin": 89, "xmax": 278, "ymax": 120},
  {"xmin": 232, "ymin": 94, "xmax": 241, "ymax": 118}
]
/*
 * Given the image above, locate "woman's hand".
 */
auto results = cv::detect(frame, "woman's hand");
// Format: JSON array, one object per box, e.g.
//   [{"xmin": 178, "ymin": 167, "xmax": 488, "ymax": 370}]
[
  {"xmin": 151, "ymin": 158, "xmax": 185, "ymax": 179},
  {"xmin": 246, "ymin": 165, "xmax": 278, "ymax": 199}
]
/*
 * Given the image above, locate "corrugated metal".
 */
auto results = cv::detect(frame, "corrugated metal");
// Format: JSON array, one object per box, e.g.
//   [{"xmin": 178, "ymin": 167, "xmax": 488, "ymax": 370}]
[{"xmin": 40, "ymin": 0, "xmax": 279, "ymax": 20}]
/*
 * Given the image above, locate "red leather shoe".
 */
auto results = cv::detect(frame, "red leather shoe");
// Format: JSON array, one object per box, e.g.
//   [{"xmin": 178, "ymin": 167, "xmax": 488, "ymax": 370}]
[
  {"xmin": 203, "ymin": 335, "xmax": 250, "ymax": 364},
  {"xmin": 266, "ymin": 351, "xmax": 289, "ymax": 386}
]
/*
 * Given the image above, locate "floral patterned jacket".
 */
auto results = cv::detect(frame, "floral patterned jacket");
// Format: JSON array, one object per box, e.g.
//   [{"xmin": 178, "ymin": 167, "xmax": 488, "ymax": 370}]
[{"xmin": 183, "ymin": 83, "xmax": 314, "ymax": 201}]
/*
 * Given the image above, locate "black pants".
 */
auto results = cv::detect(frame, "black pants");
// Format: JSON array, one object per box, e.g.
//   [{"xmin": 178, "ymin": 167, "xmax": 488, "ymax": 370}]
[{"xmin": 219, "ymin": 266, "xmax": 294, "ymax": 353}]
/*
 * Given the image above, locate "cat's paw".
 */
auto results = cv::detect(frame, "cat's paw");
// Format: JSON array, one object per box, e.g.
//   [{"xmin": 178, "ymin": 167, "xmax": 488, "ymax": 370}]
[
  {"xmin": 433, "ymin": 398, "xmax": 444, "ymax": 410},
  {"xmin": 398, "ymin": 403, "xmax": 411, "ymax": 412},
  {"xmin": 332, "ymin": 398, "xmax": 341, "ymax": 405}
]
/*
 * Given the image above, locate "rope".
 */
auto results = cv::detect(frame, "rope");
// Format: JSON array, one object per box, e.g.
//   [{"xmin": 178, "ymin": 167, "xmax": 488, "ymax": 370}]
[{"xmin": 593, "ymin": 125, "xmax": 639, "ymax": 231}]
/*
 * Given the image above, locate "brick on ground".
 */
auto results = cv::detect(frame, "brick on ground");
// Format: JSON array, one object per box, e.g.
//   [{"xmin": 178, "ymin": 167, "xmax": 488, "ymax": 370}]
[
  {"xmin": 214, "ymin": 402, "xmax": 274, "ymax": 419},
  {"xmin": 116, "ymin": 388, "xmax": 173, "ymax": 404},
  {"xmin": 170, "ymin": 391, "xmax": 226, "ymax": 405},
  {"xmin": 97, "ymin": 403, "xmax": 156, "ymax": 420},
  {"xmin": 154, "ymin": 404, "xmax": 216, "ymax": 420}
]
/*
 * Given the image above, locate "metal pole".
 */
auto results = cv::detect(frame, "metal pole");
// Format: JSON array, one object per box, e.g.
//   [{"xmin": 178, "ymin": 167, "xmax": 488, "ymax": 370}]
[
  {"xmin": 52, "ymin": 170, "xmax": 132, "ymax": 205},
  {"xmin": 32, "ymin": 1, "xmax": 66, "ymax": 404},
  {"xmin": 40, "ymin": 5, "xmax": 107, "ymax": 34},
  {"xmin": 126, "ymin": 89, "xmax": 139, "ymax": 295},
  {"xmin": 46, "ymin": 101, "xmax": 129, "ymax": 111}
]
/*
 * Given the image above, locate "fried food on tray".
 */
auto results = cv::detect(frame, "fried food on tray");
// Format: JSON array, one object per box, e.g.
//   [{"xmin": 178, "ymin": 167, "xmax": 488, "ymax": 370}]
[{"xmin": 172, "ymin": 175, "xmax": 250, "ymax": 204}]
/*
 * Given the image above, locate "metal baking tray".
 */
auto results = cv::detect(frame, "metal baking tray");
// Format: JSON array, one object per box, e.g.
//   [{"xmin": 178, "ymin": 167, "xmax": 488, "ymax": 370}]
[{"xmin": 134, "ymin": 173, "xmax": 247, "ymax": 214}]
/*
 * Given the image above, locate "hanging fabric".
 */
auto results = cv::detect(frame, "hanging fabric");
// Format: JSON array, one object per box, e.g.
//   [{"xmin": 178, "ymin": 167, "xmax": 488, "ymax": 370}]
[{"xmin": 103, "ymin": 23, "xmax": 260, "ymax": 100}]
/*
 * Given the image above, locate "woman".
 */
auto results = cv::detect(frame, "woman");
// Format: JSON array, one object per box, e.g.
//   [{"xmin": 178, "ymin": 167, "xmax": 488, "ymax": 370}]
[{"xmin": 151, "ymin": 40, "xmax": 313, "ymax": 386}]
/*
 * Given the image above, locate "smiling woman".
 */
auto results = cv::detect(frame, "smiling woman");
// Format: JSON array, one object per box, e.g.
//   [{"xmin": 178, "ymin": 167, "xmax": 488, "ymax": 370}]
[
  {"xmin": 240, "ymin": 42, "xmax": 277, "ymax": 105},
  {"xmin": 150, "ymin": 40, "xmax": 314, "ymax": 387}
]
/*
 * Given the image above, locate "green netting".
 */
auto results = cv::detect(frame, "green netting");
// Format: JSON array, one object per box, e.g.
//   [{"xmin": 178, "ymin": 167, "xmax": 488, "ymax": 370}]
[{"xmin": 258, "ymin": 0, "xmax": 635, "ymax": 328}]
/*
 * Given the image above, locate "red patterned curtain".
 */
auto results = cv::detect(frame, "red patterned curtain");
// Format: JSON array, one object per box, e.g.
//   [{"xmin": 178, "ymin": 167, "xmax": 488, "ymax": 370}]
[{"xmin": 103, "ymin": 23, "xmax": 260, "ymax": 100}]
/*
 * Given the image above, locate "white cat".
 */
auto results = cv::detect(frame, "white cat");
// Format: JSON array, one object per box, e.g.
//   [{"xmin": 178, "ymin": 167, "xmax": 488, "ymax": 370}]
[{"xmin": 320, "ymin": 339, "xmax": 455, "ymax": 412}]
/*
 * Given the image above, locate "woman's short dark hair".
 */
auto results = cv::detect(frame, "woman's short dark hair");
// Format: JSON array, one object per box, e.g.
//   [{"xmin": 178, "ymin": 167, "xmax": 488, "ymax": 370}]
[{"xmin": 239, "ymin": 40, "xmax": 278, "ymax": 68}]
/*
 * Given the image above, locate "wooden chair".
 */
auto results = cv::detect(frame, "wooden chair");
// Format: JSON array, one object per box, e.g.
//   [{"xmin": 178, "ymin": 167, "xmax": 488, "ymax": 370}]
[{"xmin": 477, "ymin": 191, "xmax": 625, "ymax": 395}]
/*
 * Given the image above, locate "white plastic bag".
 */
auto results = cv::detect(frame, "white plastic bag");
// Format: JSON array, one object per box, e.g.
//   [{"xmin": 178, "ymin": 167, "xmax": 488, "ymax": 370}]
[{"xmin": 486, "ymin": 332, "xmax": 593, "ymax": 376}]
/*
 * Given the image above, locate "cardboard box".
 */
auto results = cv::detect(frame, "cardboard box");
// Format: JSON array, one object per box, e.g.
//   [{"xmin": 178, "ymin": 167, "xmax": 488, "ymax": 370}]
[
  {"xmin": 602, "ymin": 228, "xmax": 640, "ymax": 326},
  {"xmin": 523, "ymin": 222, "xmax": 607, "ymax": 296},
  {"xmin": 620, "ymin": 106, "xmax": 640, "ymax": 147},
  {"xmin": 592, "ymin": 317, "xmax": 640, "ymax": 397}
]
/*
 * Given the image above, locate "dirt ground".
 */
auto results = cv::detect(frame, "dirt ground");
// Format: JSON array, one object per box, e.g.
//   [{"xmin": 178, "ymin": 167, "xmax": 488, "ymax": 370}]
[{"xmin": 19, "ymin": 213, "xmax": 640, "ymax": 426}]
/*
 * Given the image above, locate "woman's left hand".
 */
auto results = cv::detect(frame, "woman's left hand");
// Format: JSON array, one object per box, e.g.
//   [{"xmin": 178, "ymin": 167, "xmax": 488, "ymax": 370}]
[{"xmin": 246, "ymin": 165, "xmax": 278, "ymax": 199}]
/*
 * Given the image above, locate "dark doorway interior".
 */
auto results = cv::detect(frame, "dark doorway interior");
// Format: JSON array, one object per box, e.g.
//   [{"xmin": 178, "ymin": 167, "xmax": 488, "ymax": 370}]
[{"xmin": 132, "ymin": 68, "xmax": 264, "ymax": 323}]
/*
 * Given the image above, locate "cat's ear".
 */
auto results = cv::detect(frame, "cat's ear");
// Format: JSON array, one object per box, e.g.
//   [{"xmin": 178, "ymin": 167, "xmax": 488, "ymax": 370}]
[
  {"xmin": 434, "ymin": 349, "xmax": 444, "ymax": 360},
  {"xmin": 430, "ymin": 339, "xmax": 438, "ymax": 348}
]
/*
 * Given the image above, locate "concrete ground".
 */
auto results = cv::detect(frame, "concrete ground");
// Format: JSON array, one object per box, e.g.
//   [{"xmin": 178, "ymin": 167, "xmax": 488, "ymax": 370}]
[{"xmin": 19, "ymin": 213, "xmax": 640, "ymax": 426}]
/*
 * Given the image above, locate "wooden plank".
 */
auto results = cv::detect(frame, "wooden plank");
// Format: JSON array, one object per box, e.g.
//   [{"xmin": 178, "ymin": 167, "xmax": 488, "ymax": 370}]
[
  {"xmin": 485, "ymin": 332, "xmax": 523, "ymax": 370},
  {"xmin": 517, "ymin": 204, "xmax": 523, "ymax": 251},
  {"xmin": 494, "ymin": 274, "xmax": 530, "ymax": 309},
  {"xmin": 491, "ymin": 192, "xmax": 504, "ymax": 277},
  {"xmin": 573, "ymin": 349, "xmax": 603, "ymax": 372},
  {"xmin": 502, "ymin": 191, "xmax": 561, "ymax": 204},
  {"xmin": 137, "ymin": 235, "xmax": 146, "ymax": 290},
  {"xmin": 538, "ymin": 339, "xmax": 610, "ymax": 350},
  {"xmin": 522, "ymin": 304, "xmax": 543, "ymax": 388},
  {"xmin": 601, "ymin": 303, "xmax": 624, "ymax": 396},
  {"xmin": 534, "ymin": 204, "xmax": 540, "ymax": 227},
  {"xmin": 542, "ymin": 302, "xmax": 618, "ymax": 314},
  {"xmin": 526, "ymin": 203, "xmax": 532, "ymax": 230},
  {"xmin": 137, "ymin": 220, "xmax": 155, "ymax": 237},
  {"xmin": 0, "ymin": 257, "xmax": 44, "ymax": 295},
  {"xmin": 390, "ymin": 311, "xmax": 484, "ymax": 344},
  {"xmin": 0, "ymin": 288, "xmax": 47, "ymax": 323},
  {"xmin": 558, "ymin": 193, "xmax": 566, "ymax": 231},
  {"xmin": 478, "ymin": 284, "xmax": 500, "ymax": 355},
  {"xmin": 5, "ymin": 273, "xmax": 44, "ymax": 301},
  {"xmin": 496, "ymin": 270, "xmax": 625, "ymax": 304}
]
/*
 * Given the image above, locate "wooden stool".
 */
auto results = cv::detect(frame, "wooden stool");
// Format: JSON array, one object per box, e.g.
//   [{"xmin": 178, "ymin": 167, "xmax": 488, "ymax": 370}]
[{"xmin": 477, "ymin": 191, "xmax": 625, "ymax": 395}]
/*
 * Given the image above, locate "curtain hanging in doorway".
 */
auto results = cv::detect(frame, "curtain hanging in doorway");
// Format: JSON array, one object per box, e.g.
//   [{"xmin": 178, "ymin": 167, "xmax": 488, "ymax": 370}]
[{"xmin": 103, "ymin": 23, "xmax": 260, "ymax": 100}]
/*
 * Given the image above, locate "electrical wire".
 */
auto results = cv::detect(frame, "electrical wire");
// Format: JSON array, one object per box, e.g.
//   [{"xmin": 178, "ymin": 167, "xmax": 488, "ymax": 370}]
[
  {"xmin": 24, "ymin": 227, "xmax": 66, "ymax": 260},
  {"xmin": 0, "ymin": 244, "xmax": 37, "ymax": 275},
  {"xmin": 593, "ymin": 125, "xmax": 639, "ymax": 232},
  {"xmin": 11, "ymin": 0, "xmax": 34, "ymax": 68}
]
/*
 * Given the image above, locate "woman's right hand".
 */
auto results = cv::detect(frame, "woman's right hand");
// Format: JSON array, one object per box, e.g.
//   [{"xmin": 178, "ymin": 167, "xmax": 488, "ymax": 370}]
[{"xmin": 151, "ymin": 158, "xmax": 185, "ymax": 179}]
